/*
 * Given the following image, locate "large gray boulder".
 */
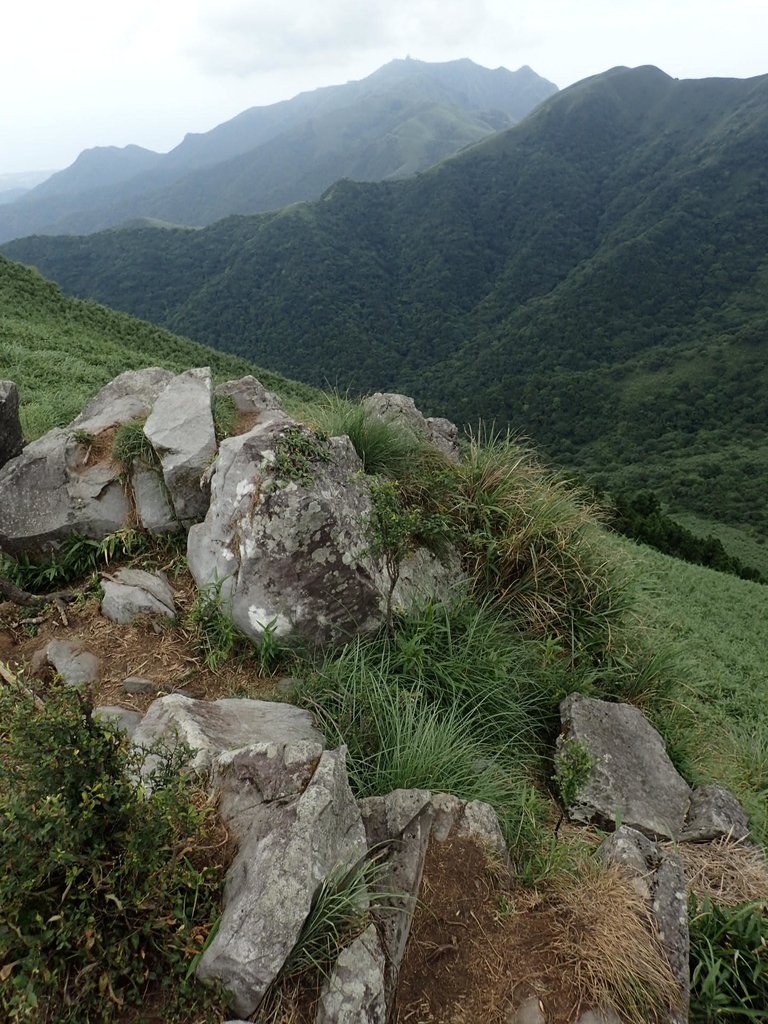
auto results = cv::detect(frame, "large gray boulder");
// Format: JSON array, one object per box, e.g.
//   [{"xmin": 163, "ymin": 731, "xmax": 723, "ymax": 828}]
[
  {"xmin": 131, "ymin": 694, "xmax": 324, "ymax": 774},
  {"xmin": 197, "ymin": 743, "xmax": 368, "ymax": 1018},
  {"xmin": 187, "ymin": 416, "xmax": 456, "ymax": 647},
  {"xmin": 0, "ymin": 380, "xmax": 23, "ymax": 470},
  {"xmin": 0, "ymin": 368, "xmax": 177, "ymax": 558},
  {"xmin": 597, "ymin": 826, "xmax": 689, "ymax": 1024},
  {"xmin": 0, "ymin": 428, "xmax": 130, "ymax": 557},
  {"xmin": 558, "ymin": 694, "xmax": 692, "ymax": 840},
  {"xmin": 143, "ymin": 367, "xmax": 217, "ymax": 525}
]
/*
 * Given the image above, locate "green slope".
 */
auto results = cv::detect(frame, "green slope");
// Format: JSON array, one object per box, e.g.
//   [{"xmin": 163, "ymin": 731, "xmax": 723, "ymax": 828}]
[
  {"xmin": 4, "ymin": 65, "xmax": 768, "ymax": 541},
  {"xmin": 0, "ymin": 255, "xmax": 316, "ymax": 438}
]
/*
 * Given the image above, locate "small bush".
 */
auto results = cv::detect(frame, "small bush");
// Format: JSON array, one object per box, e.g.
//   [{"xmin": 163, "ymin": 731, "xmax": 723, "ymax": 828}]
[
  {"xmin": 689, "ymin": 896, "xmax": 768, "ymax": 1021},
  {"xmin": 274, "ymin": 424, "xmax": 332, "ymax": 483},
  {"xmin": 212, "ymin": 393, "xmax": 238, "ymax": 441},
  {"xmin": 187, "ymin": 581, "xmax": 243, "ymax": 669},
  {"xmin": 0, "ymin": 675, "xmax": 225, "ymax": 1023}
]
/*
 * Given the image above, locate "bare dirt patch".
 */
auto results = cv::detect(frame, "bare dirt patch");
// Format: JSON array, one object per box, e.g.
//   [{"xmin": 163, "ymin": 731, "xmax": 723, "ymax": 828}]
[{"xmin": 395, "ymin": 836, "xmax": 679, "ymax": 1024}]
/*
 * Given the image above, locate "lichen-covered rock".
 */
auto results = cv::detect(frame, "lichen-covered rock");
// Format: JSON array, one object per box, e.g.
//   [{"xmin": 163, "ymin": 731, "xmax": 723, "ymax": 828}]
[
  {"xmin": 558, "ymin": 693, "xmax": 692, "ymax": 840},
  {"xmin": 187, "ymin": 416, "xmax": 455, "ymax": 648},
  {"xmin": 101, "ymin": 568, "xmax": 177, "ymax": 624},
  {"xmin": 0, "ymin": 380, "xmax": 23, "ymax": 470},
  {"xmin": 362, "ymin": 392, "xmax": 460, "ymax": 460},
  {"xmin": 315, "ymin": 925, "xmax": 388, "ymax": 1024},
  {"xmin": 70, "ymin": 367, "xmax": 174, "ymax": 434},
  {"xmin": 143, "ymin": 367, "xmax": 216, "ymax": 525},
  {"xmin": 680, "ymin": 784, "xmax": 751, "ymax": 843},
  {"xmin": 197, "ymin": 744, "xmax": 368, "ymax": 1018}
]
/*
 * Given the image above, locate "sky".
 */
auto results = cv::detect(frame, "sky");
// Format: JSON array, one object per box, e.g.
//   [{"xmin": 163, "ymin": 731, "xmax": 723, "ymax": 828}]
[{"xmin": 2, "ymin": 0, "xmax": 767, "ymax": 174}]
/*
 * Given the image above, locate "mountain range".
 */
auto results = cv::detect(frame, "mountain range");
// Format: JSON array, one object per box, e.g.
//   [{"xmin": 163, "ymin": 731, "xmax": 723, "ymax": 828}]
[
  {"xmin": 5, "ymin": 63, "xmax": 768, "ymax": 542},
  {"xmin": 0, "ymin": 58, "xmax": 555, "ymax": 242}
]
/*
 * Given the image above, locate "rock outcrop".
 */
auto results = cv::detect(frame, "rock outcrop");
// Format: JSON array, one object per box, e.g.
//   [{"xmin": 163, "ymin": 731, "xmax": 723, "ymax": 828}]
[
  {"xmin": 0, "ymin": 380, "xmax": 23, "ymax": 469},
  {"xmin": 362, "ymin": 392, "xmax": 460, "ymax": 461}
]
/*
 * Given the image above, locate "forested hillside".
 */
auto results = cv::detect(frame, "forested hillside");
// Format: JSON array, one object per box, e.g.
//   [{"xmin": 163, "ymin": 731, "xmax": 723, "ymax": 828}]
[{"xmin": 8, "ymin": 64, "xmax": 765, "ymax": 539}]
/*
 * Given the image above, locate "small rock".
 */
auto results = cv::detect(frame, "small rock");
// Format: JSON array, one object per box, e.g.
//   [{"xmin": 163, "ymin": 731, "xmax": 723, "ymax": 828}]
[
  {"xmin": 101, "ymin": 568, "xmax": 176, "ymax": 625},
  {"xmin": 46, "ymin": 639, "xmax": 100, "ymax": 687},
  {"xmin": 93, "ymin": 706, "xmax": 143, "ymax": 739},
  {"xmin": 315, "ymin": 925, "xmax": 388, "ymax": 1024},
  {"xmin": 507, "ymin": 995, "xmax": 546, "ymax": 1024},
  {"xmin": 680, "ymin": 784, "xmax": 750, "ymax": 843},
  {"xmin": 122, "ymin": 676, "xmax": 160, "ymax": 695},
  {"xmin": 575, "ymin": 1010, "xmax": 622, "ymax": 1024}
]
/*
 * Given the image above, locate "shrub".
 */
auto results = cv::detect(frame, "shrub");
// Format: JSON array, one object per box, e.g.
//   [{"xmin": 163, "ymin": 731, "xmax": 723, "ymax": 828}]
[{"xmin": 0, "ymin": 675, "xmax": 225, "ymax": 1023}]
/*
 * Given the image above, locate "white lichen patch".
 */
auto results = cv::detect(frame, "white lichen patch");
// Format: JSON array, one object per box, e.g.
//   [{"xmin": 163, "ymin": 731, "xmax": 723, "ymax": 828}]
[
  {"xmin": 247, "ymin": 606, "xmax": 292, "ymax": 637},
  {"xmin": 235, "ymin": 478, "xmax": 256, "ymax": 499}
]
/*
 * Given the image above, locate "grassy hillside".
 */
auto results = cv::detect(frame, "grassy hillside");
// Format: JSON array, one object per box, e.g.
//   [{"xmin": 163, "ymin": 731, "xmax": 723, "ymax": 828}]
[
  {"xmin": 0, "ymin": 254, "xmax": 316, "ymax": 438},
  {"xmin": 6, "ymin": 66, "xmax": 767, "ymax": 543}
]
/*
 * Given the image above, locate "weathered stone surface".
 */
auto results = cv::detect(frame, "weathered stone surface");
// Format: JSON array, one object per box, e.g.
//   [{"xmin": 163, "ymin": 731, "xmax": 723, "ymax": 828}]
[
  {"xmin": 187, "ymin": 416, "xmax": 455, "ymax": 647},
  {"xmin": 197, "ymin": 745, "xmax": 368, "ymax": 1018},
  {"xmin": 315, "ymin": 925, "xmax": 388, "ymax": 1024},
  {"xmin": 430, "ymin": 792, "xmax": 510, "ymax": 864},
  {"xmin": 558, "ymin": 693, "xmax": 692, "ymax": 840},
  {"xmin": 680, "ymin": 784, "xmax": 751, "ymax": 843},
  {"xmin": 131, "ymin": 694, "xmax": 324, "ymax": 774},
  {"xmin": 93, "ymin": 705, "xmax": 143, "ymax": 739},
  {"xmin": 101, "ymin": 568, "xmax": 176, "ymax": 624},
  {"xmin": 215, "ymin": 376, "xmax": 284, "ymax": 416},
  {"xmin": 361, "ymin": 392, "xmax": 460, "ymax": 460},
  {"xmin": 143, "ymin": 367, "xmax": 216, "ymax": 524},
  {"xmin": 122, "ymin": 676, "xmax": 158, "ymax": 695},
  {"xmin": 507, "ymin": 995, "xmax": 546, "ymax": 1024},
  {"xmin": 0, "ymin": 428, "xmax": 130, "ymax": 557},
  {"xmin": 132, "ymin": 461, "xmax": 178, "ymax": 533},
  {"xmin": 71, "ymin": 367, "xmax": 174, "ymax": 434},
  {"xmin": 0, "ymin": 380, "xmax": 23, "ymax": 469},
  {"xmin": 47, "ymin": 639, "xmax": 101, "ymax": 687},
  {"xmin": 575, "ymin": 1010, "xmax": 622, "ymax": 1024},
  {"xmin": 597, "ymin": 826, "xmax": 689, "ymax": 1024}
]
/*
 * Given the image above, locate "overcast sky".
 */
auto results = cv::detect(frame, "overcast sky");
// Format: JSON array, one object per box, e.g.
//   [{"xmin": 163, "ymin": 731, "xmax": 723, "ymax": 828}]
[{"xmin": 2, "ymin": 0, "xmax": 767, "ymax": 174}]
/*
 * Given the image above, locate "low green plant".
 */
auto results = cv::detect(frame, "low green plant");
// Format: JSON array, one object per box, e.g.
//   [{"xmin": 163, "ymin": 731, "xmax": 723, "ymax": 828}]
[
  {"xmin": 112, "ymin": 418, "xmax": 159, "ymax": 471},
  {"xmin": 212, "ymin": 393, "xmax": 238, "ymax": 441},
  {"xmin": 0, "ymin": 675, "xmax": 226, "ymax": 1023},
  {"xmin": 554, "ymin": 737, "xmax": 593, "ymax": 808},
  {"xmin": 69, "ymin": 427, "xmax": 95, "ymax": 447},
  {"xmin": 689, "ymin": 896, "xmax": 768, "ymax": 1021},
  {"xmin": 274, "ymin": 424, "xmax": 332, "ymax": 483},
  {"xmin": 187, "ymin": 580, "xmax": 242, "ymax": 669},
  {"xmin": 1, "ymin": 529, "xmax": 151, "ymax": 593}
]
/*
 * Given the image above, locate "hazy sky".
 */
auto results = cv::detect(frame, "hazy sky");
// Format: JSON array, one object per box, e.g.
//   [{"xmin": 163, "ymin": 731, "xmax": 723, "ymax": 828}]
[{"xmin": 2, "ymin": 0, "xmax": 767, "ymax": 174}]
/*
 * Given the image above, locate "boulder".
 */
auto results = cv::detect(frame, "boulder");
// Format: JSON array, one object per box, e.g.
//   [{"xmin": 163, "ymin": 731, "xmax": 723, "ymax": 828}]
[
  {"xmin": 0, "ymin": 380, "xmax": 23, "ymax": 469},
  {"xmin": 0, "ymin": 428, "xmax": 130, "ymax": 557},
  {"xmin": 143, "ymin": 367, "xmax": 217, "ymax": 525},
  {"xmin": 361, "ymin": 392, "xmax": 460, "ymax": 461},
  {"xmin": 70, "ymin": 367, "xmax": 174, "ymax": 434},
  {"xmin": 46, "ymin": 639, "xmax": 100, "ymax": 687},
  {"xmin": 187, "ymin": 416, "xmax": 455, "ymax": 647},
  {"xmin": 597, "ymin": 826, "xmax": 689, "ymax": 1024},
  {"xmin": 131, "ymin": 461, "xmax": 178, "ymax": 533},
  {"xmin": 197, "ymin": 744, "xmax": 368, "ymax": 1018},
  {"xmin": 130, "ymin": 694, "xmax": 324, "ymax": 775},
  {"xmin": 558, "ymin": 694, "xmax": 692, "ymax": 840},
  {"xmin": 315, "ymin": 925, "xmax": 387, "ymax": 1024},
  {"xmin": 100, "ymin": 568, "xmax": 176, "ymax": 624},
  {"xmin": 215, "ymin": 375, "xmax": 284, "ymax": 416},
  {"xmin": 680, "ymin": 784, "xmax": 750, "ymax": 843}
]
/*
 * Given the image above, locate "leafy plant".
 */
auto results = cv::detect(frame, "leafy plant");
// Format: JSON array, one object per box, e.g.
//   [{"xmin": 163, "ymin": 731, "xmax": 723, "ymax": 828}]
[
  {"xmin": 554, "ymin": 737, "xmax": 593, "ymax": 809},
  {"xmin": 212, "ymin": 393, "xmax": 238, "ymax": 441},
  {"xmin": 0, "ymin": 674, "xmax": 226, "ymax": 1023},
  {"xmin": 274, "ymin": 424, "xmax": 332, "ymax": 483},
  {"xmin": 69, "ymin": 427, "xmax": 95, "ymax": 447},
  {"xmin": 186, "ymin": 579, "xmax": 242, "ymax": 669},
  {"xmin": 689, "ymin": 895, "xmax": 768, "ymax": 1021},
  {"xmin": 1, "ymin": 529, "xmax": 151, "ymax": 593}
]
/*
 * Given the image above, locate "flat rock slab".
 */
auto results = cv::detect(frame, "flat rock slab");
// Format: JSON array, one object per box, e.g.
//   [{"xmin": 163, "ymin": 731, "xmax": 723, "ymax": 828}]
[
  {"xmin": 47, "ymin": 639, "xmax": 101, "ymax": 687},
  {"xmin": 198, "ymin": 744, "xmax": 368, "ymax": 1017},
  {"xmin": 143, "ymin": 367, "xmax": 216, "ymax": 524},
  {"xmin": 101, "ymin": 567, "xmax": 176, "ymax": 624},
  {"xmin": 558, "ymin": 693, "xmax": 691, "ymax": 840},
  {"xmin": 131, "ymin": 694, "xmax": 325, "ymax": 773}
]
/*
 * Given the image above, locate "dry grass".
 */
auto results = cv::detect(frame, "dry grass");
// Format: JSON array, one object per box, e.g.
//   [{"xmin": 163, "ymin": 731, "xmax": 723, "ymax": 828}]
[
  {"xmin": 675, "ymin": 836, "xmax": 768, "ymax": 906},
  {"xmin": 542, "ymin": 860, "xmax": 683, "ymax": 1024}
]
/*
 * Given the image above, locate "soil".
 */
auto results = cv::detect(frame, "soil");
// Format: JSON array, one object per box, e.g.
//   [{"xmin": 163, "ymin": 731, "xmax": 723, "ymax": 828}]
[{"xmin": 397, "ymin": 837, "xmax": 601, "ymax": 1024}]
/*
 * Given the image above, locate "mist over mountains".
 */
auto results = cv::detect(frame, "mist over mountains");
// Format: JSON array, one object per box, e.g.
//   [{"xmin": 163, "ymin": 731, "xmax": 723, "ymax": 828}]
[{"xmin": 0, "ymin": 58, "xmax": 555, "ymax": 242}]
